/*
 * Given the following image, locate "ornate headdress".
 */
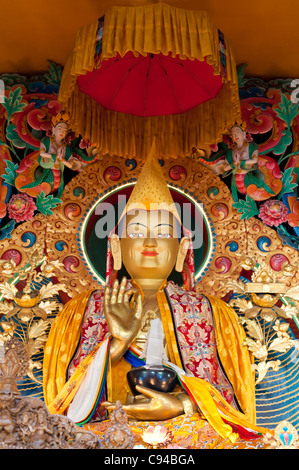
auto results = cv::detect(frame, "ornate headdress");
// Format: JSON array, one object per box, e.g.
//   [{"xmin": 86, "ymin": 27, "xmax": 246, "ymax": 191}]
[
  {"xmin": 51, "ymin": 112, "xmax": 70, "ymax": 128},
  {"xmin": 120, "ymin": 139, "xmax": 181, "ymax": 223},
  {"xmin": 229, "ymin": 121, "xmax": 247, "ymax": 133}
]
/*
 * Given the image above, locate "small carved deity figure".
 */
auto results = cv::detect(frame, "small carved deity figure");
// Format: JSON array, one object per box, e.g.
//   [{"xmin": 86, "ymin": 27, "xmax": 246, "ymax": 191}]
[
  {"xmin": 225, "ymin": 124, "xmax": 263, "ymax": 201},
  {"xmin": 18, "ymin": 409, "xmax": 35, "ymax": 446},
  {"xmin": 229, "ymin": 125, "xmax": 258, "ymax": 167},
  {"xmin": 15, "ymin": 112, "xmax": 97, "ymax": 199},
  {"xmin": 102, "ymin": 401, "xmax": 135, "ymax": 449},
  {"xmin": 196, "ymin": 123, "xmax": 282, "ymax": 202},
  {"xmin": 24, "ymin": 113, "xmax": 81, "ymax": 198},
  {"xmin": 27, "ymin": 407, "xmax": 54, "ymax": 449},
  {"xmin": 0, "ymin": 406, "xmax": 15, "ymax": 439}
]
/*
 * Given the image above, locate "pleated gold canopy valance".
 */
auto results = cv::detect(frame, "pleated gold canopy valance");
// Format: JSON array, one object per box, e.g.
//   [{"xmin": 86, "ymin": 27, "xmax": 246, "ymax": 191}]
[{"xmin": 58, "ymin": 3, "xmax": 241, "ymax": 158}]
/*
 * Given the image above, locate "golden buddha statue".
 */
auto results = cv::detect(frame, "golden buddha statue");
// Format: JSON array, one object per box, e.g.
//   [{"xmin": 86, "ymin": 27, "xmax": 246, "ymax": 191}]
[{"xmin": 43, "ymin": 142, "xmax": 268, "ymax": 443}]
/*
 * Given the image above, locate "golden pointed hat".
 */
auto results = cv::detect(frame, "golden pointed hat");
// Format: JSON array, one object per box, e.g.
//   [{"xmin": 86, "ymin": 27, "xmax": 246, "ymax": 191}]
[{"xmin": 122, "ymin": 139, "xmax": 181, "ymax": 221}]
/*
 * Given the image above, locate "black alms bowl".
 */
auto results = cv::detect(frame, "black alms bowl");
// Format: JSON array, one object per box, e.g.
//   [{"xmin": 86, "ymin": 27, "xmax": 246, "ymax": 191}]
[{"xmin": 127, "ymin": 366, "xmax": 177, "ymax": 395}]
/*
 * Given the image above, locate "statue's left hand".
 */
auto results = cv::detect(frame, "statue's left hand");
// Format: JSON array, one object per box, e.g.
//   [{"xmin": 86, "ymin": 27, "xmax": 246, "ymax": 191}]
[{"xmin": 102, "ymin": 385, "xmax": 184, "ymax": 421}]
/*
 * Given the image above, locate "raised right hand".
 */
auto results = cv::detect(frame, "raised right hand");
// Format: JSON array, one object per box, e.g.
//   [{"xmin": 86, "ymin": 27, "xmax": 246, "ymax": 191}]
[{"xmin": 104, "ymin": 276, "xmax": 142, "ymax": 362}]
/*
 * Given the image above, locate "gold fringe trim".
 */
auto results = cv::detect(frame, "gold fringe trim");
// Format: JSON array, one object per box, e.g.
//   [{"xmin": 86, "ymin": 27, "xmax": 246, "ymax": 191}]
[{"xmin": 58, "ymin": 3, "xmax": 241, "ymax": 159}]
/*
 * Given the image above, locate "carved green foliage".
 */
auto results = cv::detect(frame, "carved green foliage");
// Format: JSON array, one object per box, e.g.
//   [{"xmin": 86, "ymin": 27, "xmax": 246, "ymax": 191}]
[
  {"xmin": 35, "ymin": 191, "xmax": 62, "ymax": 216},
  {"xmin": 1, "ymin": 160, "xmax": 18, "ymax": 186},
  {"xmin": 2, "ymin": 86, "xmax": 27, "ymax": 123},
  {"xmin": 233, "ymin": 195, "xmax": 259, "ymax": 220}
]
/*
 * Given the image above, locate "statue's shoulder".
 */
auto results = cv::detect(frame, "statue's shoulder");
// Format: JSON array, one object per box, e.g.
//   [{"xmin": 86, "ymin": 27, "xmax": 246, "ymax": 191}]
[
  {"xmin": 71, "ymin": 288, "xmax": 104, "ymax": 299},
  {"xmin": 40, "ymin": 135, "xmax": 50, "ymax": 149},
  {"xmin": 78, "ymin": 288, "xmax": 106, "ymax": 322},
  {"xmin": 70, "ymin": 288, "xmax": 105, "ymax": 309},
  {"xmin": 165, "ymin": 281, "xmax": 208, "ymax": 304},
  {"xmin": 88, "ymin": 288, "xmax": 105, "ymax": 302}
]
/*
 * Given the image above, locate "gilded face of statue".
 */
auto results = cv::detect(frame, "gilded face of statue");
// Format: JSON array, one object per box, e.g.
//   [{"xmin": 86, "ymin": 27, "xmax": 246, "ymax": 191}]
[{"xmin": 119, "ymin": 210, "xmax": 181, "ymax": 283}]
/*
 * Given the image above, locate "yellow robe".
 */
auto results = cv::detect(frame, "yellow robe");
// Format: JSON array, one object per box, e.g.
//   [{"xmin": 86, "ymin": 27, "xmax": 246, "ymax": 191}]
[{"xmin": 43, "ymin": 289, "xmax": 265, "ymax": 441}]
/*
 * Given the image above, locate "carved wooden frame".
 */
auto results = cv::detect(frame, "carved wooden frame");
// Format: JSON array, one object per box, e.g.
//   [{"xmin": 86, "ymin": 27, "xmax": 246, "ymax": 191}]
[{"xmin": 1, "ymin": 156, "xmax": 298, "ymax": 299}]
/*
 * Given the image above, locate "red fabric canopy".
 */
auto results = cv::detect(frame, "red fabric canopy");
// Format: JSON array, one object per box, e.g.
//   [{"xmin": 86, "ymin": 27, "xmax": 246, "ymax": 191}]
[{"xmin": 77, "ymin": 51, "xmax": 223, "ymax": 117}]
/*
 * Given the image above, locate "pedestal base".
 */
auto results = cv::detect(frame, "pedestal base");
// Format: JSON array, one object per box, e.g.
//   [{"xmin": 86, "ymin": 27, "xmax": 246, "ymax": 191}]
[{"xmin": 83, "ymin": 413, "xmax": 269, "ymax": 449}]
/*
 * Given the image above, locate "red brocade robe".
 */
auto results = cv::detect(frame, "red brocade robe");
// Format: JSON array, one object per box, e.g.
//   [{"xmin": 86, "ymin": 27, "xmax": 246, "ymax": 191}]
[
  {"xmin": 44, "ymin": 280, "xmax": 267, "ymax": 442},
  {"xmin": 67, "ymin": 282, "xmax": 238, "ymax": 419}
]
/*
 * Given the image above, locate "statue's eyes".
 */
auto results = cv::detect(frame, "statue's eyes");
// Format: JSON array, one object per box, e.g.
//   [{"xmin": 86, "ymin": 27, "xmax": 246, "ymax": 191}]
[
  {"xmin": 128, "ymin": 232, "xmax": 145, "ymax": 238},
  {"xmin": 156, "ymin": 233, "xmax": 173, "ymax": 238},
  {"xmin": 127, "ymin": 232, "xmax": 173, "ymax": 239}
]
